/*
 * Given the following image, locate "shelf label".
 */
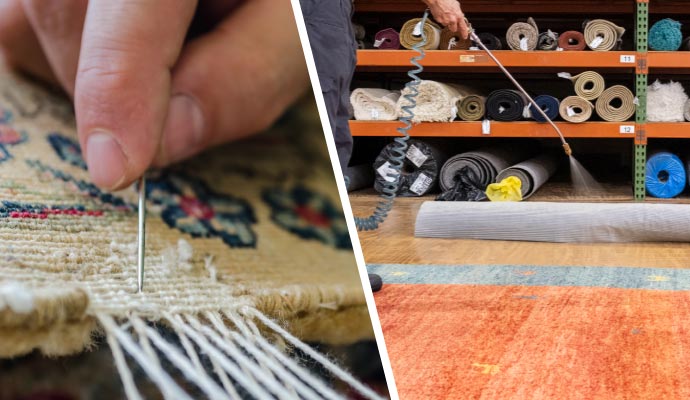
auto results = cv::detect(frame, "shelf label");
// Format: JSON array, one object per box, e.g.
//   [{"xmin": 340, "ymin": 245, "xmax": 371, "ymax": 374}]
[
  {"xmin": 620, "ymin": 55, "xmax": 636, "ymax": 64},
  {"xmin": 620, "ymin": 125, "xmax": 635, "ymax": 134},
  {"xmin": 482, "ymin": 119, "xmax": 491, "ymax": 134}
]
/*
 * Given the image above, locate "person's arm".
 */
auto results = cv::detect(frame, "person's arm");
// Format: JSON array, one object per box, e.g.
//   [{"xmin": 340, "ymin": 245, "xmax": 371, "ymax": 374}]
[{"xmin": 421, "ymin": 0, "xmax": 469, "ymax": 39}]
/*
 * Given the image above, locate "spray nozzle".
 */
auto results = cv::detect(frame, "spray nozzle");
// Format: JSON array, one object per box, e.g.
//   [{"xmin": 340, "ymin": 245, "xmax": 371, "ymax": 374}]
[{"xmin": 563, "ymin": 143, "xmax": 573, "ymax": 157}]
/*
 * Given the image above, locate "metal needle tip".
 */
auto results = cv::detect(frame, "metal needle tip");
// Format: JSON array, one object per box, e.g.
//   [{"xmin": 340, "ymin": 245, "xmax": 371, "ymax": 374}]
[{"xmin": 137, "ymin": 175, "xmax": 146, "ymax": 293}]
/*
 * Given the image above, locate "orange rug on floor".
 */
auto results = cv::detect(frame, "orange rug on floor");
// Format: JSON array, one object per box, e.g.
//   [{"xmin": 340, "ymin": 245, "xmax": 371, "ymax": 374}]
[{"xmin": 371, "ymin": 264, "xmax": 690, "ymax": 399}]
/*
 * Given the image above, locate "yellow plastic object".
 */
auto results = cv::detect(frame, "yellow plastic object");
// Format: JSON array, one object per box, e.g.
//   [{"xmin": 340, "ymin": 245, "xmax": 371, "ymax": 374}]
[{"xmin": 486, "ymin": 177, "xmax": 523, "ymax": 202}]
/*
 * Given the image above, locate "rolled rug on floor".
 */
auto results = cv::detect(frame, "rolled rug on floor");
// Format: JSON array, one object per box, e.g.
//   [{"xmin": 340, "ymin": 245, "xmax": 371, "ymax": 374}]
[
  {"xmin": 474, "ymin": 33, "xmax": 503, "ymax": 50},
  {"xmin": 345, "ymin": 164, "xmax": 375, "ymax": 192},
  {"xmin": 583, "ymin": 19, "xmax": 625, "ymax": 51},
  {"xmin": 373, "ymin": 28, "xmax": 401, "ymax": 49},
  {"xmin": 350, "ymin": 88, "xmax": 400, "ymax": 121},
  {"xmin": 646, "ymin": 152, "xmax": 686, "ymax": 198},
  {"xmin": 396, "ymin": 81, "xmax": 469, "ymax": 122},
  {"xmin": 649, "ymin": 18, "xmax": 683, "ymax": 51},
  {"xmin": 559, "ymin": 96, "xmax": 594, "ymax": 123},
  {"xmin": 400, "ymin": 18, "xmax": 441, "ymax": 50},
  {"xmin": 595, "ymin": 85, "xmax": 636, "ymax": 122},
  {"xmin": 440, "ymin": 27, "xmax": 472, "ymax": 50},
  {"xmin": 571, "ymin": 71, "xmax": 605, "ymax": 101},
  {"xmin": 496, "ymin": 154, "xmax": 558, "ymax": 199},
  {"xmin": 415, "ymin": 202, "xmax": 690, "ymax": 243},
  {"xmin": 440, "ymin": 148, "xmax": 531, "ymax": 191},
  {"xmin": 457, "ymin": 95, "xmax": 486, "ymax": 121},
  {"xmin": 506, "ymin": 17, "xmax": 539, "ymax": 51},
  {"xmin": 538, "ymin": 30, "xmax": 559, "ymax": 50},
  {"xmin": 374, "ymin": 140, "xmax": 447, "ymax": 196},
  {"xmin": 647, "ymin": 80, "xmax": 689, "ymax": 122},
  {"xmin": 557, "ymin": 31, "xmax": 586, "ymax": 50},
  {"xmin": 528, "ymin": 95, "xmax": 560, "ymax": 122},
  {"xmin": 486, "ymin": 89, "xmax": 528, "ymax": 121}
]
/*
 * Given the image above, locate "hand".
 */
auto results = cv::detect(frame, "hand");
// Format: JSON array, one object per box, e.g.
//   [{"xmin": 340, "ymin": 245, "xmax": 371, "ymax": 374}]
[
  {"xmin": 424, "ymin": 0, "xmax": 469, "ymax": 39},
  {"xmin": 0, "ymin": 0, "xmax": 309, "ymax": 190}
]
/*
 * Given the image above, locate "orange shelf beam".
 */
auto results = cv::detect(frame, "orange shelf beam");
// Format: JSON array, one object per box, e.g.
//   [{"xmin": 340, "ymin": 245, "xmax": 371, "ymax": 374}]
[
  {"xmin": 648, "ymin": 52, "xmax": 690, "ymax": 69},
  {"xmin": 356, "ymin": 50, "xmax": 638, "ymax": 69},
  {"xmin": 645, "ymin": 123, "xmax": 690, "ymax": 138},
  {"xmin": 350, "ymin": 121, "xmax": 637, "ymax": 138}
]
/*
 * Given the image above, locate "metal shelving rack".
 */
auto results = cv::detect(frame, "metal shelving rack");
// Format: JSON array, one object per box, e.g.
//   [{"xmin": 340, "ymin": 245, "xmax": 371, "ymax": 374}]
[{"xmin": 635, "ymin": 0, "xmax": 648, "ymax": 201}]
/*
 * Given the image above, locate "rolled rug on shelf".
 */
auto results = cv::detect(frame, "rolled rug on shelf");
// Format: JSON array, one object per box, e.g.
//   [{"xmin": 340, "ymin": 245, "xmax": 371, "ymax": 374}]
[
  {"xmin": 528, "ymin": 95, "xmax": 560, "ymax": 122},
  {"xmin": 496, "ymin": 154, "xmax": 558, "ymax": 199},
  {"xmin": 353, "ymin": 23, "xmax": 366, "ymax": 40},
  {"xmin": 559, "ymin": 96, "xmax": 594, "ymax": 123},
  {"xmin": 400, "ymin": 18, "xmax": 441, "ymax": 50},
  {"xmin": 396, "ymin": 80, "xmax": 470, "ymax": 122},
  {"xmin": 486, "ymin": 89, "xmax": 528, "ymax": 121},
  {"xmin": 645, "ymin": 152, "xmax": 686, "ymax": 198},
  {"xmin": 345, "ymin": 164, "xmax": 375, "ymax": 192},
  {"xmin": 357, "ymin": 40, "xmax": 367, "ymax": 49},
  {"xmin": 440, "ymin": 147, "xmax": 531, "ymax": 191},
  {"xmin": 373, "ymin": 28, "xmax": 401, "ymax": 50},
  {"xmin": 683, "ymin": 37, "xmax": 690, "ymax": 51},
  {"xmin": 440, "ymin": 27, "xmax": 472, "ymax": 50},
  {"xmin": 571, "ymin": 71, "xmax": 606, "ymax": 100},
  {"xmin": 506, "ymin": 17, "xmax": 539, "ymax": 51},
  {"xmin": 649, "ymin": 18, "xmax": 683, "ymax": 51},
  {"xmin": 595, "ymin": 85, "xmax": 636, "ymax": 122},
  {"xmin": 684, "ymin": 98, "xmax": 690, "ymax": 121},
  {"xmin": 350, "ymin": 88, "xmax": 400, "ymax": 121},
  {"xmin": 457, "ymin": 95, "xmax": 486, "ymax": 121},
  {"xmin": 557, "ymin": 31, "xmax": 586, "ymax": 50},
  {"xmin": 537, "ymin": 30, "xmax": 559, "ymax": 50},
  {"xmin": 583, "ymin": 19, "xmax": 625, "ymax": 51},
  {"xmin": 474, "ymin": 33, "xmax": 503, "ymax": 50},
  {"xmin": 374, "ymin": 140, "xmax": 447, "ymax": 197},
  {"xmin": 647, "ymin": 80, "xmax": 689, "ymax": 122}
]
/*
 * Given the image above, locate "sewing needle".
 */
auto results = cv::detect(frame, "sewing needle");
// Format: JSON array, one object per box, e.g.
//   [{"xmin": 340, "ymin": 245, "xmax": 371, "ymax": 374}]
[{"xmin": 137, "ymin": 175, "xmax": 146, "ymax": 293}]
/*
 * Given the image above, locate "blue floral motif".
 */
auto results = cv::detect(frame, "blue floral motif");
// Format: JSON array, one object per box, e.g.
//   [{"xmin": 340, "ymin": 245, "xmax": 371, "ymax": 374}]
[
  {"xmin": 48, "ymin": 133, "xmax": 87, "ymax": 170},
  {"xmin": 0, "ymin": 110, "xmax": 27, "ymax": 164},
  {"xmin": 262, "ymin": 185, "xmax": 351, "ymax": 249},
  {"xmin": 146, "ymin": 172, "xmax": 257, "ymax": 248}
]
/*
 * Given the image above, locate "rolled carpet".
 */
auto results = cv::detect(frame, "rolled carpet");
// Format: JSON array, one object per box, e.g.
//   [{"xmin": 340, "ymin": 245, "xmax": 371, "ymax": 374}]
[
  {"xmin": 345, "ymin": 164, "xmax": 374, "ymax": 192},
  {"xmin": 353, "ymin": 23, "xmax": 366, "ymax": 40},
  {"xmin": 506, "ymin": 17, "xmax": 539, "ymax": 51},
  {"xmin": 528, "ymin": 95, "xmax": 560, "ymax": 122},
  {"xmin": 537, "ymin": 30, "xmax": 559, "ymax": 50},
  {"xmin": 440, "ymin": 27, "xmax": 472, "ymax": 50},
  {"xmin": 684, "ymin": 99, "xmax": 690, "ymax": 121},
  {"xmin": 400, "ymin": 18, "xmax": 441, "ymax": 50},
  {"xmin": 557, "ymin": 31, "xmax": 586, "ymax": 51},
  {"xmin": 496, "ymin": 154, "xmax": 558, "ymax": 199},
  {"xmin": 374, "ymin": 140, "xmax": 447, "ymax": 197},
  {"xmin": 396, "ymin": 81, "xmax": 470, "ymax": 122},
  {"xmin": 649, "ymin": 18, "xmax": 683, "ymax": 51},
  {"xmin": 373, "ymin": 28, "xmax": 401, "ymax": 50},
  {"xmin": 559, "ymin": 96, "xmax": 594, "ymax": 123},
  {"xmin": 584, "ymin": 19, "xmax": 625, "ymax": 51},
  {"xmin": 457, "ymin": 95, "xmax": 486, "ymax": 121},
  {"xmin": 440, "ymin": 147, "xmax": 530, "ymax": 191},
  {"xmin": 645, "ymin": 152, "xmax": 686, "ymax": 198},
  {"xmin": 415, "ymin": 202, "xmax": 690, "ymax": 243},
  {"xmin": 647, "ymin": 80, "xmax": 689, "ymax": 122},
  {"xmin": 350, "ymin": 88, "xmax": 400, "ymax": 121},
  {"xmin": 595, "ymin": 85, "xmax": 636, "ymax": 122},
  {"xmin": 474, "ymin": 33, "xmax": 503, "ymax": 50},
  {"xmin": 571, "ymin": 71, "xmax": 605, "ymax": 101},
  {"xmin": 486, "ymin": 89, "xmax": 528, "ymax": 121},
  {"xmin": 683, "ymin": 37, "xmax": 690, "ymax": 51}
]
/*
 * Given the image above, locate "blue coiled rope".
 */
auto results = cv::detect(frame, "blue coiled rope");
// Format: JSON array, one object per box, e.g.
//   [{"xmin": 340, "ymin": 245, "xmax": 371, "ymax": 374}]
[{"xmin": 354, "ymin": 10, "xmax": 429, "ymax": 231}]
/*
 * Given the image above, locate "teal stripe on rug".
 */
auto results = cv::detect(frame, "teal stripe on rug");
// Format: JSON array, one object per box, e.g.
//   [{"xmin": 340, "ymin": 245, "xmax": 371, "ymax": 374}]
[{"xmin": 367, "ymin": 264, "xmax": 690, "ymax": 291}]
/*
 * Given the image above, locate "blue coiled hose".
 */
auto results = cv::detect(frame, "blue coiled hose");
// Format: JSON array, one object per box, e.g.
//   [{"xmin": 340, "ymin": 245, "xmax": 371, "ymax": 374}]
[{"xmin": 354, "ymin": 10, "xmax": 429, "ymax": 231}]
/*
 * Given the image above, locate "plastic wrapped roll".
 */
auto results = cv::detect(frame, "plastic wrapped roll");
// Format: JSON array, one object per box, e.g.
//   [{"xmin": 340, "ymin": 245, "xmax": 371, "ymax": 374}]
[
  {"xmin": 373, "ymin": 28, "xmax": 401, "ymax": 50},
  {"xmin": 440, "ymin": 148, "xmax": 530, "ymax": 191},
  {"xmin": 474, "ymin": 33, "xmax": 502, "ymax": 50},
  {"xmin": 649, "ymin": 18, "xmax": 683, "ymax": 51},
  {"xmin": 440, "ymin": 27, "xmax": 471, "ymax": 50},
  {"xmin": 345, "ymin": 164, "xmax": 374, "ymax": 192},
  {"xmin": 400, "ymin": 18, "xmax": 441, "ymax": 50},
  {"xmin": 584, "ymin": 19, "xmax": 625, "ymax": 51},
  {"xmin": 538, "ymin": 30, "xmax": 559, "ymax": 50},
  {"xmin": 557, "ymin": 31, "xmax": 586, "ymax": 50},
  {"xmin": 486, "ymin": 89, "xmax": 528, "ymax": 121},
  {"xmin": 647, "ymin": 80, "xmax": 689, "ymax": 122},
  {"xmin": 506, "ymin": 18, "xmax": 539, "ymax": 51},
  {"xmin": 528, "ymin": 95, "xmax": 560, "ymax": 122},
  {"xmin": 350, "ymin": 88, "xmax": 400, "ymax": 121},
  {"xmin": 457, "ymin": 95, "xmax": 486, "ymax": 121},
  {"xmin": 571, "ymin": 71, "xmax": 605, "ymax": 101},
  {"xmin": 595, "ymin": 85, "xmax": 635, "ymax": 122},
  {"xmin": 645, "ymin": 152, "xmax": 686, "ymax": 198},
  {"xmin": 496, "ymin": 154, "xmax": 558, "ymax": 199},
  {"xmin": 396, "ymin": 81, "xmax": 471, "ymax": 122},
  {"xmin": 374, "ymin": 140, "xmax": 447, "ymax": 197},
  {"xmin": 559, "ymin": 96, "xmax": 593, "ymax": 123}
]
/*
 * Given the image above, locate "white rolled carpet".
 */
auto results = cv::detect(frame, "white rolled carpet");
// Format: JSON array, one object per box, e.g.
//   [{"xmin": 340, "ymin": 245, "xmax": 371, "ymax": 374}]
[
  {"xmin": 350, "ymin": 88, "xmax": 401, "ymax": 121},
  {"xmin": 647, "ymin": 80, "xmax": 689, "ymax": 122},
  {"xmin": 396, "ymin": 81, "xmax": 476, "ymax": 122}
]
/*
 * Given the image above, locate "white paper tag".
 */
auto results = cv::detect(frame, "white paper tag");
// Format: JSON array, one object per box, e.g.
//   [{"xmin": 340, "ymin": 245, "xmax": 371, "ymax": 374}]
[
  {"xmin": 520, "ymin": 37, "xmax": 529, "ymax": 51},
  {"xmin": 448, "ymin": 37, "xmax": 458, "ymax": 50},
  {"xmin": 413, "ymin": 22, "xmax": 423, "ymax": 36},
  {"xmin": 373, "ymin": 39, "xmax": 385, "ymax": 48},
  {"xmin": 376, "ymin": 161, "xmax": 397, "ymax": 182},
  {"xmin": 370, "ymin": 109, "xmax": 380, "ymax": 120},
  {"xmin": 589, "ymin": 36, "xmax": 604, "ymax": 49},
  {"xmin": 406, "ymin": 145, "xmax": 429, "ymax": 168},
  {"xmin": 469, "ymin": 46, "xmax": 480, "ymax": 51},
  {"xmin": 567, "ymin": 106, "xmax": 577, "ymax": 117},
  {"xmin": 557, "ymin": 72, "xmax": 573, "ymax": 79},
  {"xmin": 482, "ymin": 119, "xmax": 491, "ymax": 134},
  {"xmin": 498, "ymin": 106, "xmax": 506, "ymax": 114},
  {"xmin": 523, "ymin": 105, "xmax": 532, "ymax": 119},
  {"xmin": 450, "ymin": 106, "xmax": 458, "ymax": 120},
  {"xmin": 633, "ymin": 97, "xmax": 640, "ymax": 106},
  {"xmin": 556, "ymin": 47, "xmax": 564, "ymax": 51},
  {"xmin": 410, "ymin": 173, "xmax": 433, "ymax": 195},
  {"xmin": 620, "ymin": 54, "xmax": 635, "ymax": 64},
  {"xmin": 620, "ymin": 125, "xmax": 635, "ymax": 134}
]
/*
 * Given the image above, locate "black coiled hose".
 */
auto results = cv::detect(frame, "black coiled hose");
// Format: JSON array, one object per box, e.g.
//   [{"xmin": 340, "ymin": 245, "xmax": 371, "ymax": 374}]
[{"xmin": 354, "ymin": 10, "xmax": 429, "ymax": 231}]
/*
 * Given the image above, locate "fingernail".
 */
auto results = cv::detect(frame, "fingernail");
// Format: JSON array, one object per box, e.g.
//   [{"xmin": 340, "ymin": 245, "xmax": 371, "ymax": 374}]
[
  {"xmin": 161, "ymin": 94, "xmax": 204, "ymax": 163},
  {"xmin": 86, "ymin": 131, "xmax": 127, "ymax": 190}
]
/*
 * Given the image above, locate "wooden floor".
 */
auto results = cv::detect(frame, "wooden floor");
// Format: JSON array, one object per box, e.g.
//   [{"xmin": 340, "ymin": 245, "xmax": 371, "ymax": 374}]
[{"xmin": 350, "ymin": 185, "xmax": 690, "ymax": 268}]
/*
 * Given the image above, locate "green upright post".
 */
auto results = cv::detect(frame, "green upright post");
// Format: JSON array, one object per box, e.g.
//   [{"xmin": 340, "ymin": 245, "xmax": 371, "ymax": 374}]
[{"xmin": 634, "ymin": 0, "xmax": 649, "ymax": 201}]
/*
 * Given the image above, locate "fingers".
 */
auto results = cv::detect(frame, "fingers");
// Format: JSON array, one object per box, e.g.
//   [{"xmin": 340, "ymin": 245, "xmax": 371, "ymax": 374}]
[
  {"xmin": 75, "ymin": 0, "xmax": 197, "ymax": 190},
  {"xmin": 20, "ymin": 0, "xmax": 88, "ymax": 96},
  {"xmin": 154, "ymin": 0, "xmax": 309, "ymax": 166},
  {"xmin": 458, "ymin": 15, "xmax": 470, "ymax": 39}
]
